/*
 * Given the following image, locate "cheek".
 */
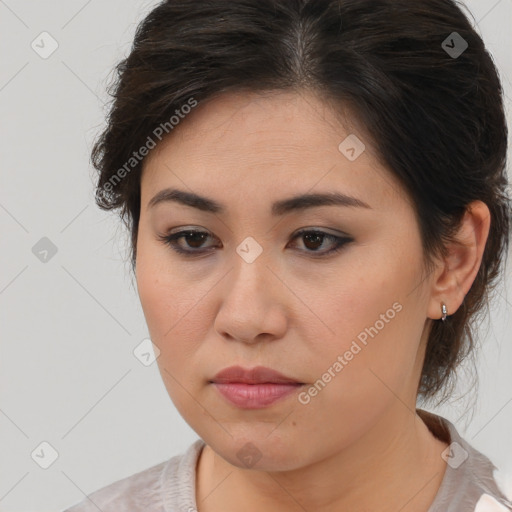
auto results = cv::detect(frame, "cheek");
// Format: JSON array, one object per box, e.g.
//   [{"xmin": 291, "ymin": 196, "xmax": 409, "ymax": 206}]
[
  {"xmin": 135, "ymin": 237, "xmax": 201, "ymax": 363},
  {"xmin": 136, "ymin": 254, "xmax": 208, "ymax": 415},
  {"xmin": 137, "ymin": 270, "xmax": 203, "ymax": 354},
  {"xmin": 302, "ymin": 260, "xmax": 421, "ymax": 412}
]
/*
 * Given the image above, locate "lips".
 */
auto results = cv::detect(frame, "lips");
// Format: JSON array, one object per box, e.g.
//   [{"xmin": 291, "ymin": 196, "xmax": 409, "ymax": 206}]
[
  {"xmin": 210, "ymin": 365, "xmax": 303, "ymax": 385},
  {"xmin": 210, "ymin": 365, "xmax": 304, "ymax": 409}
]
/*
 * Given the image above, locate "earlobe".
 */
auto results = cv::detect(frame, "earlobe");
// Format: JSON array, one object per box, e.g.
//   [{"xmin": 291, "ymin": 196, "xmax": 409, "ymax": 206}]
[{"xmin": 427, "ymin": 200, "xmax": 491, "ymax": 320}]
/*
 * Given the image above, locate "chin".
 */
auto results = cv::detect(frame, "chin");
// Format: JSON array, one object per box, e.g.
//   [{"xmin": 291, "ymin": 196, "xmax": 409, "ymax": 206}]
[{"xmin": 205, "ymin": 429, "xmax": 311, "ymax": 472}]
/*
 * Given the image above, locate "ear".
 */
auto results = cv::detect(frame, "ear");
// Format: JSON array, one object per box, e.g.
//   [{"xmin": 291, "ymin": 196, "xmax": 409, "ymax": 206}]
[{"xmin": 427, "ymin": 200, "xmax": 491, "ymax": 320}]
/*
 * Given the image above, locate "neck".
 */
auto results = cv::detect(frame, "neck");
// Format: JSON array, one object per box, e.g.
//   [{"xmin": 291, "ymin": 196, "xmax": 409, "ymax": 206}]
[{"xmin": 196, "ymin": 406, "xmax": 449, "ymax": 512}]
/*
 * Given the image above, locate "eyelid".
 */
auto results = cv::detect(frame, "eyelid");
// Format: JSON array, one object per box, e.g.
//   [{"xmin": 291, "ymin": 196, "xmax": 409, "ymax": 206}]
[
  {"xmin": 156, "ymin": 226, "xmax": 354, "ymax": 258},
  {"xmin": 292, "ymin": 226, "xmax": 350, "ymax": 238}
]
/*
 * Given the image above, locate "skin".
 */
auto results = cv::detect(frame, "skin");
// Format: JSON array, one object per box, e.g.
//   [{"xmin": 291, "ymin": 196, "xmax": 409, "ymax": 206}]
[{"xmin": 135, "ymin": 89, "xmax": 490, "ymax": 512}]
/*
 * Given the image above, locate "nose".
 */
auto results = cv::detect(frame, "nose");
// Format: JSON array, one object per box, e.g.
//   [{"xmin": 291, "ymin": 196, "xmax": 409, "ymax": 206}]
[{"xmin": 213, "ymin": 250, "xmax": 288, "ymax": 345}]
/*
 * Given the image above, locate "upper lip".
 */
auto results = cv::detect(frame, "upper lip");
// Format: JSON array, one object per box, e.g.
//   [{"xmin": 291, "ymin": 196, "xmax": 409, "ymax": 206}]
[{"xmin": 210, "ymin": 365, "xmax": 303, "ymax": 384}]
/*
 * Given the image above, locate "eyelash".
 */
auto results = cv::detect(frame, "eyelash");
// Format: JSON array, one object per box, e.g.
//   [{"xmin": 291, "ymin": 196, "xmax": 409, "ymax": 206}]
[{"xmin": 156, "ymin": 228, "xmax": 353, "ymax": 258}]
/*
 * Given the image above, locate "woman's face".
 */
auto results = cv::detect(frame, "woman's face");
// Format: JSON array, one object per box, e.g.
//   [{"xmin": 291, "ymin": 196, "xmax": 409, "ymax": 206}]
[{"xmin": 136, "ymin": 90, "xmax": 434, "ymax": 470}]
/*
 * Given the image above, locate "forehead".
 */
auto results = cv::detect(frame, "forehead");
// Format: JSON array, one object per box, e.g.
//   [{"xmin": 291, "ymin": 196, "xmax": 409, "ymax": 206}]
[{"xmin": 140, "ymin": 90, "xmax": 408, "ymax": 214}]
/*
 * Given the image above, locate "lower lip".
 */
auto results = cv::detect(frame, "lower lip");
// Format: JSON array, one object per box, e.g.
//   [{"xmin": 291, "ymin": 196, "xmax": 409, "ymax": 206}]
[{"xmin": 212, "ymin": 382, "xmax": 303, "ymax": 409}]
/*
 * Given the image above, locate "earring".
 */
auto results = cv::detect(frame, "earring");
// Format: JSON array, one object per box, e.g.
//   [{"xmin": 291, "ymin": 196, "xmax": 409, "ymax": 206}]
[{"xmin": 441, "ymin": 302, "xmax": 448, "ymax": 321}]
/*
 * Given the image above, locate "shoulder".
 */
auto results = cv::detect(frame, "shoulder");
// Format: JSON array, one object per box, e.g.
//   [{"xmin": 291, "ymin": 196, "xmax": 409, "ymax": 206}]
[
  {"xmin": 62, "ymin": 459, "xmax": 168, "ymax": 512},
  {"xmin": 418, "ymin": 409, "xmax": 512, "ymax": 511},
  {"xmin": 61, "ymin": 439, "xmax": 205, "ymax": 512}
]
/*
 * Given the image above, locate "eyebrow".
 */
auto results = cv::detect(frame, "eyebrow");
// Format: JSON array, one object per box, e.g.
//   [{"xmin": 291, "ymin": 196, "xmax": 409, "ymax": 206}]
[{"xmin": 147, "ymin": 188, "xmax": 371, "ymax": 215}]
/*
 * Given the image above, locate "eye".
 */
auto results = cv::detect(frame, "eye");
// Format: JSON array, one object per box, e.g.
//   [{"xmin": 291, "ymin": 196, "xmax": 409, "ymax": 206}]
[
  {"xmin": 288, "ymin": 229, "xmax": 352, "ymax": 257},
  {"xmin": 157, "ymin": 228, "xmax": 353, "ymax": 258},
  {"xmin": 157, "ymin": 229, "xmax": 217, "ymax": 256}
]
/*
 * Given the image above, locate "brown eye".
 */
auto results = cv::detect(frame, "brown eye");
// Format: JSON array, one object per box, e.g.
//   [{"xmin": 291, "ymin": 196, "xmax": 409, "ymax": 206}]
[
  {"xmin": 290, "ymin": 229, "xmax": 352, "ymax": 257},
  {"xmin": 157, "ymin": 229, "xmax": 217, "ymax": 255},
  {"xmin": 157, "ymin": 228, "xmax": 352, "ymax": 258}
]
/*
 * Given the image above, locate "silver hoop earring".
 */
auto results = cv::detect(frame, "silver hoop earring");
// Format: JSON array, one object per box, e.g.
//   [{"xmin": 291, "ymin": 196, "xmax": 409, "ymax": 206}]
[{"xmin": 441, "ymin": 302, "xmax": 448, "ymax": 321}]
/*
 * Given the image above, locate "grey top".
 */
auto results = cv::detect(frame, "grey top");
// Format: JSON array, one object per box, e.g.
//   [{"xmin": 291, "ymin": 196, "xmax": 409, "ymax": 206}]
[{"xmin": 62, "ymin": 410, "xmax": 512, "ymax": 512}]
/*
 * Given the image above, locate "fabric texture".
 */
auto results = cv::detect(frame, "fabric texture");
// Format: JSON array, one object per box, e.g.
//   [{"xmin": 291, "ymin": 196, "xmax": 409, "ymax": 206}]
[{"xmin": 62, "ymin": 409, "xmax": 512, "ymax": 512}]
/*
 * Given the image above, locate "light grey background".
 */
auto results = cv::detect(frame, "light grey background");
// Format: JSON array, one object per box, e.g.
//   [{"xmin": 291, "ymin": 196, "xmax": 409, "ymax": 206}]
[{"xmin": 0, "ymin": 1, "xmax": 511, "ymax": 510}]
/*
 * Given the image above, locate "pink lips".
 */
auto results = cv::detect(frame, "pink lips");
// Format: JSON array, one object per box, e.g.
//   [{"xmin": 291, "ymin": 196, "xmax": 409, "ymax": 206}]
[{"xmin": 210, "ymin": 365, "xmax": 304, "ymax": 409}]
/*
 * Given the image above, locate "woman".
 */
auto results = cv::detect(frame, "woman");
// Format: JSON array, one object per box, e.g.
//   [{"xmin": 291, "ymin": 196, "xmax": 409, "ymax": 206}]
[{"xmin": 63, "ymin": 0, "xmax": 512, "ymax": 510}]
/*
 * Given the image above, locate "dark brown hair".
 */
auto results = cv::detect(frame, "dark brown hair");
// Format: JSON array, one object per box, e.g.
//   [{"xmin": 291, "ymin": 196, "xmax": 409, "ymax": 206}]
[{"xmin": 91, "ymin": 0, "xmax": 510, "ymax": 404}]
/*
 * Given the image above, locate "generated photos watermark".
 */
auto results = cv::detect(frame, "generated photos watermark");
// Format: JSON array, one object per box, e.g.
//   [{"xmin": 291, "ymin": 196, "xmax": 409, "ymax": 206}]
[
  {"xmin": 298, "ymin": 301, "xmax": 403, "ymax": 405},
  {"xmin": 98, "ymin": 96, "xmax": 198, "ymax": 199}
]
